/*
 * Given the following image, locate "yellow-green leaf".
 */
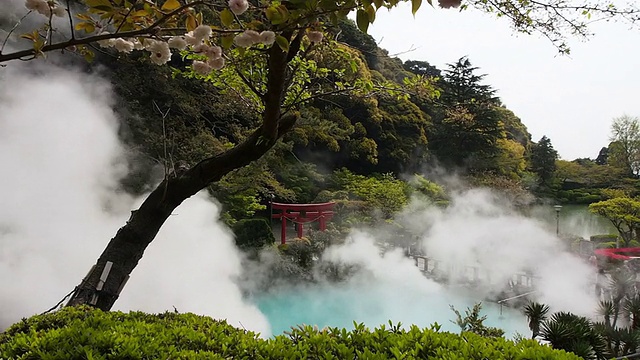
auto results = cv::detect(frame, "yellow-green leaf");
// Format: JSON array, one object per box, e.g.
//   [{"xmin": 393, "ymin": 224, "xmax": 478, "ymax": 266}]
[
  {"xmin": 265, "ymin": 6, "xmax": 278, "ymax": 21},
  {"xmin": 130, "ymin": 10, "xmax": 148, "ymax": 17},
  {"xmin": 161, "ymin": 0, "xmax": 180, "ymax": 12},
  {"xmin": 74, "ymin": 22, "xmax": 96, "ymax": 33},
  {"xmin": 220, "ymin": 34, "xmax": 234, "ymax": 49},
  {"xmin": 83, "ymin": 49, "xmax": 95, "ymax": 62},
  {"xmin": 85, "ymin": 0, "xmax": 111, "ymax": 7},
  {"xmin": 355, "ymin": 9, "xmax": 369, "ymax": 33},
  {"xmin": 276, "ymin": 5, "xmax": 290, "ymax": 23},
  {"xmin": 91, "ymin": 5, "xmax": 113, "ymax": 13},
  {"xmin": 33, "ymin": 38, "xmax": 45, "ymax": 52},
  {"xmin": 266, "ymin": 5, "xmax": 288, "ymax": 25},
  {"xmin": 365, "ymin": 4, "xmax": 376, "ymax": 22},
  {"xmin": 411, "ymin": 0, "xmax": 422, "ymax": 15},
  {"xmin": 220, "ymin": 8, "xmax": 234, "ymax": 27},
  {"xmin": 275, "ymin": 35, "xmax": 289, "ymax": 52},
  {"xmin": 185, "ymin": 13, "xmax": 197, "ymax": 32},
  {"xmin": 20, "ymin": 33, "xmax": 36, "ymax": 41},
  {"xmin": 75, "ymin": 13, "xmax": 92, "ymax": 20}
]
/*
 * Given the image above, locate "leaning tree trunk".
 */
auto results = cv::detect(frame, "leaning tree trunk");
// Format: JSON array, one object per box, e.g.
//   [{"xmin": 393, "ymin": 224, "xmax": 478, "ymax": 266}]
[
  {"xmin": 67, "ymin": 114, "xmax": 296, "ymax": 310},
  {"xmin": 67, "ymin": 35, "xmax": 299, "ymax": 310}
]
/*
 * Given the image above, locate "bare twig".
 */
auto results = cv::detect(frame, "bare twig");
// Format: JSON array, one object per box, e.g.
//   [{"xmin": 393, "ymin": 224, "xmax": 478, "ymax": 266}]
[
  {"xmin": 152, "ymin": 100, "xmax": 173, "ymax": 177},
  {"xmin": 116, "ymin": 0, "xmax": 139, "ymax": 34},
  {"xmin": 66, "ymin": 0, "xmax": 75, "ymax": 40},
  {"xmin": 0, "ymin": 11, "xmax": 32, "ymax": 55}
]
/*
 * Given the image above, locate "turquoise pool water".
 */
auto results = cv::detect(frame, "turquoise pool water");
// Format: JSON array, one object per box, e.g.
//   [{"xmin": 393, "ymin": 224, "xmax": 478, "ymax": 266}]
[{"xmin": 254, "ymin": 283, "xmax": 530, "ymax": 338}]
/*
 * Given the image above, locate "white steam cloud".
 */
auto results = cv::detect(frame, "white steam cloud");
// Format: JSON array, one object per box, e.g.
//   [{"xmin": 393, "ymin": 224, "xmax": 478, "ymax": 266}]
[
  {"xmin": 0, "ymin": 63, "xmax": 269, "ymax": 334},
  {"xmin": 403, "ymin": 189, "xmax": 599, "ymax": 315},
  {"xmin": 256, "ymin": 190, "xmax": 600, "ymax": 335}
]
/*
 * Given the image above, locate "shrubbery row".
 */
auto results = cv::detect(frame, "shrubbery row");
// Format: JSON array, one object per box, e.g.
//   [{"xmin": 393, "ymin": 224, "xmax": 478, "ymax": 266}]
[{"xmin": 0, "ymin": 306, "xmax": 580, "ymax": 359}]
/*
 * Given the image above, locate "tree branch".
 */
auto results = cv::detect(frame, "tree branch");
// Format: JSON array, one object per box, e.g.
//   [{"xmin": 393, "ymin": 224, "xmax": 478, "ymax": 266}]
[
  {"xmin": 261, "ymin": 30, "xmax": 292, "ymax": 141},
  {"xmin": 0, "ymin": 0, "xmax": 208, "ymax": 63},
  {"xmin": 234, "ymin": 66, "xmax": 265, "ymax": 100}
]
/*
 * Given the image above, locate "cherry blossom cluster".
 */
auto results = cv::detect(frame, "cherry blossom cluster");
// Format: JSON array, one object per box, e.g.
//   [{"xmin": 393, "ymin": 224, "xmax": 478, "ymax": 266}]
[
  {"xmin": 34, "ymin": 0, "xmax": 326, "ymax": 74},
  {"xmin": 97, "ymin": 34, "xmax": 172, "ymax": 65},
  {"xmin": 25, "ymin": 0, "xmax": 65, "ymax": 17}
]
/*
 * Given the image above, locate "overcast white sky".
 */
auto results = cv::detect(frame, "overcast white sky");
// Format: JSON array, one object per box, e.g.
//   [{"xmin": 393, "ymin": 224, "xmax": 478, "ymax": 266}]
[{"xmin": 366, "ymin": 3, "xmax": 640, "ymax": 160}]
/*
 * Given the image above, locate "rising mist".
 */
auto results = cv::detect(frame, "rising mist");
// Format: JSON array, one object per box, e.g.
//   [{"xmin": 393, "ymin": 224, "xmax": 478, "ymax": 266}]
[{"xmin": 0, "ymin": 63, "xmax": 269, "ymax": 334}]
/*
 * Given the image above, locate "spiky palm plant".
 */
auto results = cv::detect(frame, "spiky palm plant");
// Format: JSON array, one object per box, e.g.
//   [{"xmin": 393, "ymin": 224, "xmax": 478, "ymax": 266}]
[
  {"xmin": 541, "ymin": 312, "xmax": 605, "ymax": 360},
  {"xmin": 609, "ymin": 267, "xmax": 636, "ymax": 328},
  {"xmin": 625, "ymin": 295, "xmax": 640, "ymax": 330},
  {"xmin": 523, "ymin": 302, "xmax": 550, "ymax": 339},
  {"xmin": 598, "ymin": 299, "xmax": 617, "ymax": 329}
]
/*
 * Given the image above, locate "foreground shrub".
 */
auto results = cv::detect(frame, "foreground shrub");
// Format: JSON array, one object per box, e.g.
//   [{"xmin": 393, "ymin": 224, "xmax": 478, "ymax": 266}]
[{"xmin": 0, "ymin": 306, "xmax": 581, "ymax": 359}]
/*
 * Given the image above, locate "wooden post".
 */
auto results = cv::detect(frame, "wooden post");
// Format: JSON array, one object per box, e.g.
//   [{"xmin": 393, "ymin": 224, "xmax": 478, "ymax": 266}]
[
  {"xmin": 319, "ymin": 214, "xmax": 326, "ymax": 231},
  {"xmin": 297, "ymin": 220, "xmax": 304, "ymax": 238}
]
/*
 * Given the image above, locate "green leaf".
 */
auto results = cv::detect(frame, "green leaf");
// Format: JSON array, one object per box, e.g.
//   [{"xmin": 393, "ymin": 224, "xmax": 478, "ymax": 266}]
[
  {"xmin": 355, "ymin": 9, "xmax": 369, "ymax": 33},
  {"xmin": 275, "ymin": 35, "xmax": 289, "ymax": 52},
  {"xmin": 220, "ymin": 34, "xmax": 234, "ymax": 49},
  {"xmin": 365, "ymin": 4, "xmax": 376, "ymax": 22},
  {"xmin": 220, "ymin": 8, "xmax": 234, "ymax": 27},
  {"xmin": 161, "ymin": 0, "xmax": 180, "ymax": 11},
  {"xmin": 266, "ymin": 5, "xmax": 289, "ymax": 25},
  {"xmin": 329, "ymin": 12, "xmax": 339, "ymax": 25},
  {"xmin": 411, "ymin": 0, "xmax": 422, "ymax": 15},
  {"xmin": 92, "ymin": 5, "xmax": 113, "ymax": 12}
]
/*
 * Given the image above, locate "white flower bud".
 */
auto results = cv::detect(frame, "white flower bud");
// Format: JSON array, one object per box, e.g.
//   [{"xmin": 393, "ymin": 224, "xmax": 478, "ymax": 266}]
[
  {"xmin": 168, "ymin": 36, "xmax": 187, "ymax": 50},
  {"xmin": 259, "ymin": 31, "xmax": 276, "ymax": 46},
  {"xmin": 228, "ymin": 0, "xmax": 249, "ymax": 15},
  {"xmin": 192, "ymin": 60, "xmax": 212, "ymax": 75}
]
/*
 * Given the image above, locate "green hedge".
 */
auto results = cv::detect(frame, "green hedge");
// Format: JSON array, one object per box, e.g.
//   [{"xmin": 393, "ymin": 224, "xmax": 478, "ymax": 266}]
[{"xmin": 0, "ymin": 306, "xmax": 581, "ymax": 359}]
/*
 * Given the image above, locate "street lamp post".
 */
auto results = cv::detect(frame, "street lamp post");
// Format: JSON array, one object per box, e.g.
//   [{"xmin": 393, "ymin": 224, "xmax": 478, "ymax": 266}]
[
  {"xmin": 269, "ymin": 193, "xmax": 275, "ymax": 227},
  {"xmin": 554, "ymin": 205, "xmax": 562, "ymax": 236}
]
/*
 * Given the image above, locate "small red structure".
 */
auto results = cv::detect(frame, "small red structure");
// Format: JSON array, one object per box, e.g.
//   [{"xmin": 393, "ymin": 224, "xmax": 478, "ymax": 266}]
[
  {"xmin": 594, "ymin": 247, "xmax": 640, "ymax": 261},
  {"xmin": 270, "ymin": 202, "xmax": 336, "ymax": 244}
]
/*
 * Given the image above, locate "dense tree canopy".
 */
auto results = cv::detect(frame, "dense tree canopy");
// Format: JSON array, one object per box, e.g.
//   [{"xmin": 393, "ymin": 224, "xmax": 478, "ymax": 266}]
[
  {"xmin": 589, "ymin": 196, "xmax": 640, "ymax": 244},
  {"xmin": 530, "ymin": 135, "xmax": 558, "ymax": 187},
  {"xmin": 608, "ymin": 115, "xmax": 640, "ymax": 178}
]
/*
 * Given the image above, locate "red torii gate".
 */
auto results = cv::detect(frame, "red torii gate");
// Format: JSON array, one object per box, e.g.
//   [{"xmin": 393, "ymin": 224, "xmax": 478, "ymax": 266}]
[{"xmin": 270, "ymin": 202, "xmax": 336, "ymax": 244}]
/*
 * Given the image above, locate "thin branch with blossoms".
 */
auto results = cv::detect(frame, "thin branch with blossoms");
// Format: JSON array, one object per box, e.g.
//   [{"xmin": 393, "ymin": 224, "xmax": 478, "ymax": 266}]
[{"xmin": 0, "ymin": 0, "xmax": 211, "ymax": 62}]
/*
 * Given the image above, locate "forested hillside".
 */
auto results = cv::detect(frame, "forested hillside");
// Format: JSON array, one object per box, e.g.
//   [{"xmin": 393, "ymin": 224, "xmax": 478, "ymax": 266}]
[{"xmin": 93, "ymin": 19, "xmax": 540, "ymax": 224}]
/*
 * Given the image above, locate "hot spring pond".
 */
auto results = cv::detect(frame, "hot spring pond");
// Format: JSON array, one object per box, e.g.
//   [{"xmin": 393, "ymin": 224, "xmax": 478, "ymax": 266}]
[{"xmin": 254, "ymin": 283, "xmax": 530, "ymax": 337}]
